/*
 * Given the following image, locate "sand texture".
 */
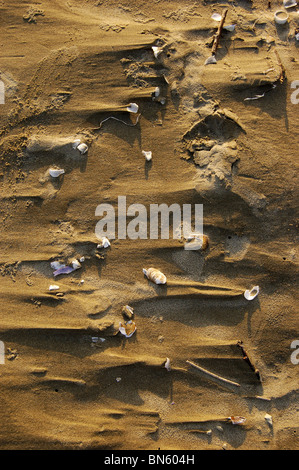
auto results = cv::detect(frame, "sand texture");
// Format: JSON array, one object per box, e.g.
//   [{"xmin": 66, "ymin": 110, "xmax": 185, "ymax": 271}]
[{"xmin": 0, "ymin": 0, "xmax": 298, "ymax": 450}]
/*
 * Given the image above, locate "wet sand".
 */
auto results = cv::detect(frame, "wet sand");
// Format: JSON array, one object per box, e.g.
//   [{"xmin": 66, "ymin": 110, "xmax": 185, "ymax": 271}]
[{"xmin": 0, "ymin": 0, "xmax": 298, "ymax": 450}]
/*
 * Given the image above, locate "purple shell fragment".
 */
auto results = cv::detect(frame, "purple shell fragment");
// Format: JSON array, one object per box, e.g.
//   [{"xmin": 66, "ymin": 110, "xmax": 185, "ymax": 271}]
[{"xmin": 53, "ymin": 266, "xmax": 75, "ymax": 277}]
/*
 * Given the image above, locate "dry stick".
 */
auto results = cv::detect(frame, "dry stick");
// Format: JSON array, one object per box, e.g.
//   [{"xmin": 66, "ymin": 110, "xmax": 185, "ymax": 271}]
[
  {"xmin": 211, "ymin": 8, "xmax": 229, "ymax": 57},
  {"xmin": 186, "ymin": 360, "xmax": 241, "ymax": 388},
  {"xmin": 91, "ymin": 113, "xmax": 141, "ymax": 132}
]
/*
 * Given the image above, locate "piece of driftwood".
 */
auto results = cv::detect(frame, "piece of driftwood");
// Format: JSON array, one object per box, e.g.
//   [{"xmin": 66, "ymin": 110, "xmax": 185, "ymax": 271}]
[
  {"xmin": 186, "ymin": 360, "xmax": 241, "ymax": 387},
  {"xmin": 212, "ymin": 9, "xmax": 228, "ymax": 56}
]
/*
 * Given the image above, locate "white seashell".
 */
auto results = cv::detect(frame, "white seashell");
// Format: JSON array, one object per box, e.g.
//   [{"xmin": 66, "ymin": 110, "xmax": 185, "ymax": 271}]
[
  {"xmin": 224, "ymin": 24, "xmax": 236, "ymax": 32},
  {"xmin": 264, "ymin": 413, "xmax": 273, "ymax": 426},
  {"xmin": 244, "ymin": 286, "xmax": 259, "ymax": 301},
  {"xmin": 126, "ymin": 103, "xmax": 139, "ymax": 113},
  {"xmin": 211, "ymin": 12, "xmax": 222, "ymax": 21},
  {"xmin": 77, "ymin": 143, "xmax": 88, "ymax": 154},
  {"xmin": 50, "ymin": 261, "xmax": 65, "ymax": 270},
  {"xmin": 152, "ymin": 46, "xmax": 163, "ymax": 58},
  {"xmin": 71, "ymin": 259, "xmax": 81, "ymax": 270},
  {"xmin": 283, "ymin": 0, "xmax": 297, "ymax": 8},
  {"xmin": 116, "ymin": 377, "xmax": 122, "ymax": 382},
  {"xmin": 142, "ymin": 150, "xmax": 152, "ymax": 161},
  {"xmin": 143, "ymin": 267, "xmax": 167, "ymax": 285},
  {"xmin": 49, "ymin": 168, "xmax": 65, "ymax": 178},
  {"xmin": 72, "ymin": 139, "xmax": 81, "ymax": 149},
  {"xmin": 164, "ymin": 357, "xmax": 171, "ymax": 371},
  {"xmin": 274, "ymin": 10, "xmax": 289, "ymax": 24},
  {"xmin": 153, "ymin": 87, "xmax": 160, "ymax": 98},
  {"xmin": 205, "ymin": 56, "xmax": 217, "ymax": 65},
  {"xmin": 97, "ymin": 237, "xmax": 110, "ymax": 249},
  {"xmin": 296, "ymin": 32, "xmax": 299, "ymax": 41},
  {"xmin": 49, "ymin": 285, "xmax": 60, "ymax": 291},
  {"xmin": 79, "ymin": 256, "xmax": 85, "ymax": 263},
  {"xmin": 119, "ymin": 320, "xmax": 137, "ymax": 338}
]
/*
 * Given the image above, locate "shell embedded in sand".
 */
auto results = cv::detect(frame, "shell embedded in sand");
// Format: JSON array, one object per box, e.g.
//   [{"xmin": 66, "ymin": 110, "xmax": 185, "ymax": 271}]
[
  {"xmin": 97, "ymin": 237, "xmax": 110, "ymax": 249},
  {"xmin": 142, "ymin": 150, "xmax": 152, "ymax": 161},
  {"xmin": 49, "ymin": 168, "xmax": 65, "ymax": 178},
  {"xmin": 184, "ymin": 233, "xmax": 209, "ymax": 251},
  {"xmin": 71, "ymin": 259, "xmax": 81, "ymax": 270},
  {"xmin": 211, "ymin": 12, "xmax": 222, "ymax": 21},
  {"xmin": 122, "ymin": 305, "xmax": 134, "ymax": 320},
  {"xmin": 152, "ymin": 46, "xmax": 163, "ymax": 58},
  {"xmin": 126, "ymin": 103, "xmax": 139, "ymax": 113},
  {"xmin": 228, "ymin": 416, "xmax": 246, "ymax": 425},
  {"xmin": 119, "ymin": 320, "xmax": 136, "ymax": 338},
  {"xmin": 264, "ymin": 413, "xmax": 273, "ymax": 426},
  {"xmin": 143, "ymin": 267, "xmax": 167, "ymax": 285},
  {"xmin": 49, "ymin": 285, "xmax": 60, "ymax": 291},
  {"xmin": 164, "ymin": 357, "xmax": 171, "ymax": 371},
  {"xmin": 72, "ymin": 139, "xmax": 81, "ymax": 149},
  {"xmin": 77, "ymin": 143, "xmax": 88, "ymax": 154},
  {"xmin": 244, "ymin": 285, "xmax": 259, "ymax": 301},
  {"xmin": 283, "ymin": 0, "xmax": 297, "ymax": 8},
  {"xmin": 204, "ymin": 55, "xmax": 217, "ymax": 65}
]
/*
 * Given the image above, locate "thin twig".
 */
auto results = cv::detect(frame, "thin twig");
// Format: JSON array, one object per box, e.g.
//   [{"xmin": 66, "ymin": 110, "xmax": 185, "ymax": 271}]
[
  {"xmin": 186, "ymin": 360, "xmax": 241, "ymax": 388},
  {"xmin": 211, "ymin": 9, "xmax": 228, "ymax": 56},
  {"xmin": 91, "ymin": 113, "xmax": 141, "ymax": 132}
]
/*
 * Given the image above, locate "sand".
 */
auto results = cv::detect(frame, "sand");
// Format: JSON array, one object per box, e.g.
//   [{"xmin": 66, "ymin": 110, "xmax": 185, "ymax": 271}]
[{"xmin": 0, "ymin": 0, "xmax": 298, "ymax": 450}]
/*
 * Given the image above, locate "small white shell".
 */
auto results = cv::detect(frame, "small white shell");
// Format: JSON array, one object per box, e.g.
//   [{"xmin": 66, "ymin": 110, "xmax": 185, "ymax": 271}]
[
  {"xmin": 142, "ymin": 150, "xmax": 152, "ymax": 161},
  {"xmin": 143, "ymin": 267, "xmax": 167, "ymax": 285},
  {"xmin": 49, "ymin": 285, "xmax": 60, "ymax": 291},
  {"xmin": 50, "ymin": 261, "xmax": 65, "ymax": 270},
  {"xmin": 211, "ymin": 12, "xmax": 222, "ymax": 21},
  {"xmin": 205, "ymin": 56, "xmax": 217, "ymax": 65},
  {"xmin": 119, "ymin": 320, "xmax": 137, "ymax": 338},
  {"xmin": 77, "ymin": 143, "xmax": 88, "ymax": 154},
  {"xmin": 224, "ymin": 24, "xmax": 236, "ymax": 32},
  {"xmin": 153, "ymin": 87, "xmax": 160, "ymax": 98},
  {"xmin": 79, "ymin": 256, "xmax": 85, "ymax": 263},
  {"xmin": 152, "ymin": 46, "xmax": 163, "ymax": 58},
  {"xmin": 244, "ymin": 286, "xmax": 259, "ymax": 301},
  {"xmin": 49, "ymin": 168, "xmax": 65, "ymax": 178},
  {"xmin": 126, "ymin": 103, "xmax": 139, "ymax": 113},
  {"xmin": 97, "ymin": 237, "xmax": 110, "ymax": 249},
  {"xmin": 274, "ymin": 10, "xmax": 289, "ymax": 24},
  {"xmin": 72, "ymin": 139, "xmax": 81, "ymax": 149},
  {"xmin": 71, "ymin": 259, "xmax": 81, "ymax": 270},
  {"xmin": 164, "ymin": 358, "xmax": 171, "ymax": 371},
  {"xmin": 264, "ymin": 413, "xmax": 273, "ymax": 426},
  {"xmin": 283, "ymin": 0, "xmax": 297, "ymax": 8}
]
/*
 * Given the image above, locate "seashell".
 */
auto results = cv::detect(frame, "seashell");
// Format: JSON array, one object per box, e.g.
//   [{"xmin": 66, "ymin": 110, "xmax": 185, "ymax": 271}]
[
  {"xmin": 97, "ymin": 237, "xmax": 110, "ymax": 249},
  {"xmin": 142, "ymin": 150, "xmax": 152, "ymax": 161},
  {"xmin": 53, "ymin": 266, "xmax": 75, "ymax": 277},
  {"xmin": 228, "ymin": 416, "xmax": 246, "ymax": 425},
  {"xmin": 71, "ymin": 259, "xmax": 81, "ymax": 270},
  {"xmin": 164, "ymin": 357, "xmax": 171, "ymax": 371},
  {"xmin": 244, "ymin": 285, "xmax": 259, "ymax": 301},
  {"xmin": 211, "ymin": 12, "xmax": 222, "ymax": 21},
  {"xmin": 184, "ymin": 233, "xmax": 209, "ymax": 251},
  {"xmin": 72, "ymin": 139, "xmax": 81, "ymax": 149},
  {"xmin": 119, "ymin": 320, "xmax": 137, "ymax": 338},
  {"xmin": 50, "ymin": 261, "xmax": 65, "ymax": 270},
  {"xmin": 122, "ymin": 305, "xmax": 134, "ymax": 320},
  {"xmin": 126, "ymin": 102, "xmax": 139, "ymax": 113},
  {"xmin": 49, "ymin": 168, "xmax": 65, "ymax": 178},
  {"xmin": 224, "ymin": 24, "xmax": 236, "ymax": 32},
  {"xmin": 77, "ymin": 143, "xmax": 88, "ymax": 154},
  {"xmin": 205, "ymin": 55, "xmax": 217, "ymax": 65},
  {"xmin": 152, "ymin": 87, "xmax": 160, "ymax": 98},
  {"xmin": 152, "ymin": 46, "xmax": 163, "ymax": 58},
  {"xmin": 143, "ymin": 267, "xmax": 167, "ymax": 285},
  {"xmin": 274, "ymin": 10, "xmax": 289, "ymax": 24},
  {"xmin": 264, "ymin": 413, "xmax": 273, "ymax": 426},
  {"xmin": 296, "ymin": 32, "xmax": 299, "ymax": 41},
  {"xmin": 283, "ymin": 0, "xmax": 297, "ymax": 8},
  {"xmin": 79, "ymin": 256, "xmax": 85, "ymax": 263},
  {"xmin": 49, "ymin": 285, "xmax": 60, "ymax": 291}
]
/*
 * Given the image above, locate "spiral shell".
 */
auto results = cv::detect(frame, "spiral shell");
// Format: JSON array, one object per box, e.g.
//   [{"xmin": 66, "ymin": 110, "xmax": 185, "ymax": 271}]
[
  {"xmin": 143, "ymin": 267, "xmax": 167, "ymax": 285},
  {"xmin": 119, "ymin": 320, "xmax": 136, "ymax": 338}
]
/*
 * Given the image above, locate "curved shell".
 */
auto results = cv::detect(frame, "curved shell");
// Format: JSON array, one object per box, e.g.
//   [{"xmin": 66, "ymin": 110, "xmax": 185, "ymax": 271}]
[
  {"xmin": 119, "ymin": 320, "xmax": 136, "ymax": 338},
  {"xmin": 283, "ymin": 0, "xmax": 297, "ymax": 8},
  {"xmin": 142, "ymin": 150, "xmax": 152, "ymax": 161},
  {"xmin": 184, "ymin": 233, "xmax": 209, "ymax": 251},
  {"xmin": 72, "ymin": 139, "xmax": 81, "ymax": 149},
  {"xmin": 244, "ymin": 286, "xmax": 259, "ymax": 301},
  {"xmin": 71, "ymin": 259, "xmax": 81, "ymax": 270},
  {"xmin": 77, "ymin": 143, "xmax": 88, "ymax": 154},
  {"xmin": 164, "ymin": 357, "xmax": 171, "ymax": 371},
  {"xmin": 143, "ymin": 267, "xmax": 167, "ymax": 285},
  {"xmin": 97, "ymin": 237, "xmax": 110, "ymax": 249},
  {"xmin": 49, "ymin": 168, "xmax": 65, "ymax": 178},
  {"xmin": 126, "ymin": 102, "xmax": 139, "ymax": 113}
]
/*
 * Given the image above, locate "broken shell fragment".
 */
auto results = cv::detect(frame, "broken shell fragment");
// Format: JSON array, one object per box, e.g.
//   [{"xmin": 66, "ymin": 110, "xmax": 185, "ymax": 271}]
[
  {"xmin": 50, "ymin": 261, "xmax": 65, "ymax": 270},
  {"xmin": 283, "ymin": 0, "xmax": 297, "ymax": 8},
  {"xmin": 211, "ymin": 12, "xmax": 222, "ymax": 21},
  {"xmin": 126, "ymin": 103, "xmax": 139, "ymax": 113},
  {"xmin": 77, "ymin": 143, "xmax": 88, "ymax": 154},
  {"xmin": 164, "ymin": 357, "xmax": 171, "ymax": 371},
  {"xmin": 97, "ymin": 237, "xmax": 110, "ymax": 249},
  {"xmin": 122, "ymin": 305, "xmax": 134, "ymax": 320},
  {"xmin": 228, "ymin": 416, "xmax": 246, "ymax": 425},
  {"xmin": 184, "ymin": 233, "xmax": 209, "ymax": 251},
  {"xmin": 143, "ymin": 267, "xmax": 167, "ymax": 285},
  {"xmin": 152, "ymin": 46, "xmax": 163, "ymax": 58},
  {"xmin": 53, "ymin": 266, "xmax": 75, "ymax": 277},
  {"xmin": 71, "ymin": 259, "xmax": 81, "ymax": 270},
  {"xmin": 142, "ymin": 150, "xmax": 152, "ymax": 161},
  {"xmin": 264, "ymin": 413, "xmax": 273, "ymax": 426},
  {"xmin": 119, "ymin": 320, "xmax": 137, "ymax": 338},
  {"xmin": 49, "ymin": 285, "xmax": 60, "ymax": 291},
  {"xmin": 244, "ymin": 286, "xmax": 259, "ymax": 301},
  {"xmin": 72, "ymin": 139, "xmax": 81, "ymax": 149},
  {"xmin": 49, "ymin": 168, "xmax": 65, "ymax": 178},
  {"xmin": 224, "ymin": 24, "xmax": 236, "ymax": 32},
  {"xmin": 205, "ymin": 55, "xmax": 217, "ymax": 65}
]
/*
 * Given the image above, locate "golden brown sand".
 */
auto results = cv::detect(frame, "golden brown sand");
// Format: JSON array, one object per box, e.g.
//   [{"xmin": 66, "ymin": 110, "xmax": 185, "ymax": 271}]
[{"xmin": 0, "ymin": 0, "xmax": 298, "ymax": 450}]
